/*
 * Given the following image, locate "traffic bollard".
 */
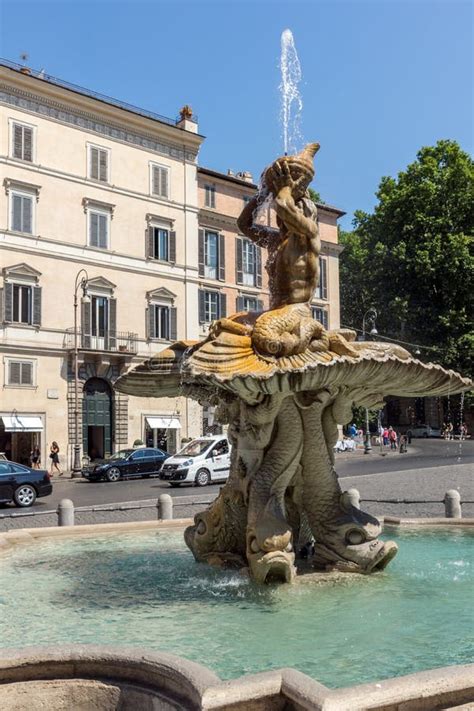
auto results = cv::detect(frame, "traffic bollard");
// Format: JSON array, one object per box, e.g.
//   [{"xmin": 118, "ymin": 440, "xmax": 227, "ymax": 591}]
[
  {"xmin": 57, "ymin": 499, "xmax": 75, "ymax": 526},
  {"xmin": 444, "ymin": 490, "xmax": 462, "ymax": 519},
  {"xmin": 157, "ymin": 494, "xmax": 173, "ymax": 520}
]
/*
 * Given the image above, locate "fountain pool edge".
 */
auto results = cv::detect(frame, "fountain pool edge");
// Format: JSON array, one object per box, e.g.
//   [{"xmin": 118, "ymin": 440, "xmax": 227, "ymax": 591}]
[
  {"xmin": 1, "ymin": 518, "xmax": 473, "ymax": 710},
  {"xmin": 0, "ymin": 646, "xmax": 473, "ymax": 711}
]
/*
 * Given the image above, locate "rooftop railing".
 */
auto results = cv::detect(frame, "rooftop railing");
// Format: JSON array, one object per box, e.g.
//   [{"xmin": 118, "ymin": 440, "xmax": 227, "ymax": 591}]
[{"xmin": 0, "ymin": 58, "xmax": 197, "ymax": 127}]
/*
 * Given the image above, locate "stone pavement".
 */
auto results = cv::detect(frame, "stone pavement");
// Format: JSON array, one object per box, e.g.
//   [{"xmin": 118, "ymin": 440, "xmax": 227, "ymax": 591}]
[{"xmin": 0, "ymin": 463, "xmax": 472, "ymax": 532}]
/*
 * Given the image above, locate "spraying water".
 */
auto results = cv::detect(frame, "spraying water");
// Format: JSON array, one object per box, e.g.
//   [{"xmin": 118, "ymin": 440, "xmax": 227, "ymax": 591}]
[{"xmin": 280, "ymin": 29, "xmax": 304, "ymax": 154}]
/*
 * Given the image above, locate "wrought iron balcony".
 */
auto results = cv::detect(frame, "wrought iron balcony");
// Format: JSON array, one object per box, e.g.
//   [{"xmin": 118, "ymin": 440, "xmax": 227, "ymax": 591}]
[{"xmin": 65, "ymin": 328, "xmax": 138, "ymax": 354}]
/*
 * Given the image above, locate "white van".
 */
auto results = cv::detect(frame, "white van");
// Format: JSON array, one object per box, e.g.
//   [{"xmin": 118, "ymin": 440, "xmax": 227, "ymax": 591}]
[{"xmin": 159, "ymin": 435, "xmax": 231, "ymax": 487}]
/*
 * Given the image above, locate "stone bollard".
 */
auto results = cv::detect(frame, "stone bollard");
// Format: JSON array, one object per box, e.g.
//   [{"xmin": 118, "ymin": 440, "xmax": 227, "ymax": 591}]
[
  {"xmin": 57, "ymin": 499, "xmax": 75, "ymax": 526},
  {"xmin": 157, "ymin": 494, "xmax": 173, "ymax": 520},
  {"xmin": 346, "ymin": 488, "xmax": 361, "ymax": 509},
  {"xmin": 444, "ymin": 490, "xmax": 462, "ymax": 519}
]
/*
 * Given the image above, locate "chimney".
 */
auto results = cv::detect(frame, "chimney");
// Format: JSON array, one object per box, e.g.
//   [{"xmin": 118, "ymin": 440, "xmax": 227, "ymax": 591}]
[
  {"xmin": 236, "ymin": 171, "xmax": 253, "ymax": 183},
  {"xmin": 227, "ymin": 169, "xmax": 235, "ymax": 176},
  {"xmin": 177, "ymin": 105, "xmax": 198, "ymax": 133}
]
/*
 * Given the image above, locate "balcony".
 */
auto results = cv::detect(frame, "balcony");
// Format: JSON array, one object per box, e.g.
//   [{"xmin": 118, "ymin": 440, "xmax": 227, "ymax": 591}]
[{"xmin": 65, "ymin": 328, "xmax": 138, "ymax": 355}]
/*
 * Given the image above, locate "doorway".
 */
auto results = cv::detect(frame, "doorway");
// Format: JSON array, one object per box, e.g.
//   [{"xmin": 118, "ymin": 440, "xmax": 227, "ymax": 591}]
[{"xmin": 83, "ymin": 378, "xmax": 112, "ymax": 460}]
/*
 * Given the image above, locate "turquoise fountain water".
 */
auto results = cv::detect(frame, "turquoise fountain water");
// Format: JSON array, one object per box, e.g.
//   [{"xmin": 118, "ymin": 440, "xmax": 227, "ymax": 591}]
[{"xmin": 1, "ymin": 528, "xmax": 472, "ymax": 689}]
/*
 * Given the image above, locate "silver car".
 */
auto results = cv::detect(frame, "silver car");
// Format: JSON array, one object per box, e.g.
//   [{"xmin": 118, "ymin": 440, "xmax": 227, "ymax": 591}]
[{"xmin": 406, "ymin": 424, "xmax": 441, "ymax": 438}]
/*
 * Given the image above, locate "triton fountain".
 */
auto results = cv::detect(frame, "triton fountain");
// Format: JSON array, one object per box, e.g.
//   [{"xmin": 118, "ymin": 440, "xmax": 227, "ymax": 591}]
[{"xmin": 116, "ymin": 141, "xmax": 471, "ymax": 584}]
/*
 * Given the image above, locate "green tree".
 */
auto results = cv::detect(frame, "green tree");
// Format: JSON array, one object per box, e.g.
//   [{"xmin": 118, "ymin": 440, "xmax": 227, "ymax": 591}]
[
  {"xmin": 308, "ymin": 187, "xmax": 323, "ymax": 204},
  {"xmin": 339, "ymin": 140, "xmax": 474, "ymax": 377}
]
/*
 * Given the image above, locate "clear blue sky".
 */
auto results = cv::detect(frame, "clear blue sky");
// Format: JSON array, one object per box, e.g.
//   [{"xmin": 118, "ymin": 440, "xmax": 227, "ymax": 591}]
[{"xmin": 1, "ymin": 0, "xmax": 472, "ymax": 228}]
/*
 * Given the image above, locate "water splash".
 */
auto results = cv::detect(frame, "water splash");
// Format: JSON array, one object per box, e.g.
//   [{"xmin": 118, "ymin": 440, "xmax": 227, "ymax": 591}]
[{"xmin": 280, "ymin": 29, "xmax": 304, "ymax": 154}]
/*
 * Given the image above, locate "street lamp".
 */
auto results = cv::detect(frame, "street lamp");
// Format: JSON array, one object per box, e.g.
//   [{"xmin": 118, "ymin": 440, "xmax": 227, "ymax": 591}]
[
  {"xmin": 360, "ymin": 308, "xmax": 378, "ymax": 454},
  {"xmin": 72, "ymin": 269, "xmax": 89, "ymax": 476}
]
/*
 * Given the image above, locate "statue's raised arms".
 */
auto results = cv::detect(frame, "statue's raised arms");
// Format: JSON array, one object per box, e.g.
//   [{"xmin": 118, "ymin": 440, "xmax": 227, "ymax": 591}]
[{"xmin": 236, "ymin": 143, "xmax": 358, "ymax": 358}]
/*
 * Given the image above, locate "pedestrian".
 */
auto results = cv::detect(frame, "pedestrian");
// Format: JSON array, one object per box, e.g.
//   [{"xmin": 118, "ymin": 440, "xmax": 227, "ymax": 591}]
[
  {"xmin": 399, "ymin": 434, "xmax": 408, "ymax": 454},
  {"xmin": 388, "ymin": 426, "xmax": 397, "ymax": 450},
  {"xmin": 460, "ymin": 422, "xmax": 468, "ymax": 440},
  {"xmin": 49, "ymin": 441, "xmax": 63, "ymax": 476},
  {"xmin": 446, "ymin": 422, "xmax": 454, "ymax": 441},
  {"xmin": 30, "ymin": 445, "xmax": 41, "ymax": 469},
  {"xmin": 383, "ymin": 427, "xmax": 389, "ymax": 447}
]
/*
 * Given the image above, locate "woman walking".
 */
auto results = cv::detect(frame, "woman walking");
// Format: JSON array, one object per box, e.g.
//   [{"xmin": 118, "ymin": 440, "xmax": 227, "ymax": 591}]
[
  {"xmin": 30, "ymin": 445, "xmax": 41, "ymax": 469},
  {"xmin": 49, "ymin": 441, "xmax": 63, "ymax": 476}
]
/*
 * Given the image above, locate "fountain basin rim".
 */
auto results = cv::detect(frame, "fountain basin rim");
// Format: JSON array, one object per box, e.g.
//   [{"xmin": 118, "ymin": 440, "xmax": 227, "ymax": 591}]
[{"xmin": 0, "ymin": 645, "xmax": 473, "ymax": 711}]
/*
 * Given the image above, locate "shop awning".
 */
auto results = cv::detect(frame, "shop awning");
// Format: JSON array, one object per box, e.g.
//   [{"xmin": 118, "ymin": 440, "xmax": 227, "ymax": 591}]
[
  {"xmin": 1, "ymin": 416, "xmax": 44, "ymax": 432},
  {"xmin": 145, "ymin": 416, "xmax": 181, "ymax": 430}
]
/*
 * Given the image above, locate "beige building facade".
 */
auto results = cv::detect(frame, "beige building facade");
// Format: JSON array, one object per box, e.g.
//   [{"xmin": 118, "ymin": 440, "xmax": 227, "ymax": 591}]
[
  {"xmin": 0, "ymin": 60, "xmax": 345, "ymax": 469},
  {"xmin": 0, "ymin": 60, "xmax": 204, "ymax": 468}
]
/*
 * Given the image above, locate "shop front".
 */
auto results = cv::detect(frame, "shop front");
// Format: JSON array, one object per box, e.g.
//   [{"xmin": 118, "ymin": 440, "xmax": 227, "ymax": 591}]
[
  {"xmin": 144, "ymin": 415, "xmax": 181, "ymax": 454},
  {"xmin": 0, "ymin": 413, "xmax": 44, "ymax": 466}
]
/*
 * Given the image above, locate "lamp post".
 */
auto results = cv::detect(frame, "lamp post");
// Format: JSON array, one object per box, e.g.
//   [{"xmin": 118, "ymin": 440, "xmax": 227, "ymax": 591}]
[
  {"xmin": 72, "ymin": 270, "xmax": 90, "ymax": 476},
  {"xmin": 360, "ymin": 308, "xmax": 378, "ymax": 454}
]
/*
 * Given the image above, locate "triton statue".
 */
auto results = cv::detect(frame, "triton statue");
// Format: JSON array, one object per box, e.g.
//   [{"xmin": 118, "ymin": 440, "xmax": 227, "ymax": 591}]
[{"xmin": 116, "ymin": 143, "xmax": 471, "ymax": 585}]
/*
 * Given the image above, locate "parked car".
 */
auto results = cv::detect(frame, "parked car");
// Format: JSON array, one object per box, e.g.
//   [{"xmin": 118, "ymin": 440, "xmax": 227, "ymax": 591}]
[
  {"xmin": 406, "ymin": 424, "xmax": 441, "ymax": 439},
  {"xmin": 82, "ymin": 447, "xmax": 169, "ymax": 482},
  {"xmin": 0, "ymin": 461, "xmax": 52, "ymax": 507},
  {"xmin": 160, "ymin": 435, "xmax": 231, "ymax": 487}
]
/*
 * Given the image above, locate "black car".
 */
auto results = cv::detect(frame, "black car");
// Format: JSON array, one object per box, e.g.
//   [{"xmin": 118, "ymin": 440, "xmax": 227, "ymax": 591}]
[
  {"xmin": 82, "ymin": 447, "xmax": 169, "ymax": 482},
  {"xmin": 0, "ymin": 461, "xmax": 52, "ymax": 507}
]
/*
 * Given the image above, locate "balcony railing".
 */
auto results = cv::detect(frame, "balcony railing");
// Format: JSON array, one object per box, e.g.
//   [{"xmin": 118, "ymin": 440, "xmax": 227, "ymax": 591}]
[{"xmin": 65, "ymin": 328, "xmax": 138, "ymax": 354}]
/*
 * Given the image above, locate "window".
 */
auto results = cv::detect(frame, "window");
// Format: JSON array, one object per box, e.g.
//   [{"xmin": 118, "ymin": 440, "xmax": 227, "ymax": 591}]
[
  {"xmin": 148, "ymin": 226, "xmax": 176, "ymax": 262},
  {"xmin": 311, "ymin": 306, "xmax": 329, "ymax": 329},
  {"xmin": 198, "ymin": 230, "xmax": 225, "ymax": 280},
  {"xmin": 12, "ymin": 122, "xmax": 33, "ymax": 162},
  {"xmin": 11, "ymin": 192, "xmax": 33, "ymax": 234},
  {"xmin": 199, "ymin": 290, "xmax": 226, "ymax": 323},
  {"xmin": 12, "ymin": 284, "xmax": 32, "ymax": 324},
  {"xmin": 205, "ymin": 231, "xmax": 218, "ymax": 279},
  {"xmin": 149, "ymin": 304, "xmax": 177, "ymax": 341},
  {"xmin": 236, "ymin": 238, "xmax": 262, "ymax": 287},
  {"xmin": 88, "ymin": 145, "xmax": 109, "ymax": 182},
  {"xmin": 242, "ymin": 240, "xmax": 256, "ymax": 286},
  {"xmin": 243, "ymin": 195, "xmax": 251, "ymax": 205},
  {"xmin": 205, "ymin": 184, "xmax": 216, "ymax": 208},
  {"xmin": 7, "ymin": 359, "xmax": 34, "ymax": 386},
  {"xmin": 151, "ymin": 164, "xmax": 169, "ymax": 198},
  {"xmin": 91, "ymin": 296, "xmax": 109, "ymax": 338},
  {"xmin": 236, "ymin": 295, "xmax": 263, "ymax": 312},
  {"xmin": 315, "ymin": 258, "xmax": 328, "ymax": 300},
  {"xmin": 89, "ymin": 210, "xmax": 109, "ymax": 249}
]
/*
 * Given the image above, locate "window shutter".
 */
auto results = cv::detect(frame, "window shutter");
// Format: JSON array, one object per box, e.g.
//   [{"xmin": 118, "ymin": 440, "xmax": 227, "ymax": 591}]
[
  {"xmin": 98, "ymin": 214, "xmax": 108, "ymax": 248},
  {"xmin": 90, "ymin": 213, "xmax": 99, "ymax": 246},
  {"xmin": 22, "ymin": 196, "xmax": 32, "ymax": 234},
  {"xmin": 13, "ymin": 124, "xmax": 23, "ymax": 159},
  {"xmin": 198, "ymin": 290, "xmax": 205, "ymax": 323},
  {"xmin": 90, "ymin": 147, "xmax": 99, "ymax": 179},
  {"xmin": 152, "ymin": 166, "xmax": 159, "ymax": 195},
  {"xmin": 170, "ymin": 307, "xmax": 177, "ymax": 341},
  {"xmin": 147, "ymin": 226, "xmax": 155, "ymax": 258},
  {"xmin": 9, "ymin": 361, "xmax": 21, "ymax": 384},
  {"xmin": 146, "ymin": 305, "xmax": 154, "ymax": 339},
  {"xmin": 21, "ymin": 362, "xmax": 33, "ymax": 385},
  {"xmin": 81, "ymin": 298, "xmax": 91, "ymax": 348},
  {"xmin": 257, "ymin": 299, "xmax": 264, "ymax": 312},
  {"xmin": 12, "ymin": 194, "xmax": 22, "ymax": 231},
  {"xmin": 4, "ymin": 283, "xmax": 13, "ymax": 322},
  {"xmin": 198, "ymin": 229, "xmax": 205, "ymax": 277},
  {"xmin": 108, "ymin": 297, "xmax": 117, "ymax": 350},
  {"xmin": 23, "ymin": 127, "xmax": 33, "ymax": 162},
  {"xmin": 99, "ymin": 149, "xmax": 108, "ymax": 182},
  {"xmin": 32, "ymin": 286, "xmax": 42, "ymax": 326},
  {"xmin": 169, "ymin": 230, "xmax": 176, "ymax": 263},
  {"xmin": 320, "ymin": 258, "xmax": 328, "ymax": 299},
  {"xmin": 255, "ymin": 246, "xmax": 262, "ymax": 287},
  {"xmin": 160, "ymin": 168, "xmax": 169, "ymax": 198},
  {"xmin": 219, "ymin": 292, "xmax": 227, "ymax": 319},
  {"xmin": 218, "ymin": 234, "xmax": 225, "ymax": 281},
  {"xmin": 236, "ymin": 238, "xmax": 243, "ymax": 284},
  {"xmin": 236, "ymin": 296, "xmax": 244, "ymax": 311}
]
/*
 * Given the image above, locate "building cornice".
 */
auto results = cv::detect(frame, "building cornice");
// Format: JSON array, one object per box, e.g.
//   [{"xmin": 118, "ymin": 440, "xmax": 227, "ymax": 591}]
[
  {"xmin": 198, "ymin": 208, "xmax": 238, "ymax": 230},
  {"xmin": 0, "ymin": 81, "xmax": 200, "ymax": 163}
]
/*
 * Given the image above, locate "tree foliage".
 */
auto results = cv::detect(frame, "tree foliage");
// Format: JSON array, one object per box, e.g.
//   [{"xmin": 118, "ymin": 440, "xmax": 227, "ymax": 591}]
[{"xmin": 339, "ymin": 140, "xmax": 474, "ymax": 377}]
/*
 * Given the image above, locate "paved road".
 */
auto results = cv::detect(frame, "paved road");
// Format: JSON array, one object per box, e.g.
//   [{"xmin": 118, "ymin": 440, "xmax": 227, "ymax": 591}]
[{"xmin": 1, "ymin": 438, "xmax": 471, "ymax": 514}]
